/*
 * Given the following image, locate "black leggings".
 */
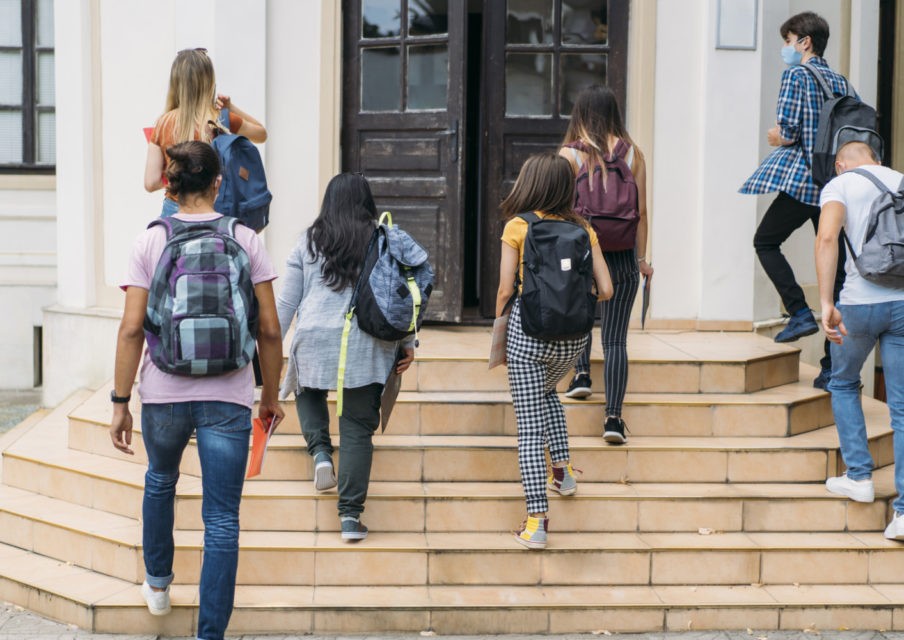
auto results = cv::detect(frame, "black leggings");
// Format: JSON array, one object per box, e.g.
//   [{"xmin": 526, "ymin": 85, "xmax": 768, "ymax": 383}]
[{"xmin": 574, "ymin": 249, "xmax": 639, "ymax": 417}]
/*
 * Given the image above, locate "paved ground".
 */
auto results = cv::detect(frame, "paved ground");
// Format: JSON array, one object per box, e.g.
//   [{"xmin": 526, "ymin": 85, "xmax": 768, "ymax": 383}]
[
  {"xmin": 0, "ymin": 603, "xmax": 903, "ymax": 640},
  {"xmin": 0, "ymin": 389, "xmax": 41, "ymax": 436}
]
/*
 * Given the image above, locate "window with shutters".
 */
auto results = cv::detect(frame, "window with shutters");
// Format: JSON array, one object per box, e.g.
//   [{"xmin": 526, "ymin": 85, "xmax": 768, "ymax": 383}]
[{"xmin": 0, "ymin": 0, "xmax": 55, "ymax": 172}]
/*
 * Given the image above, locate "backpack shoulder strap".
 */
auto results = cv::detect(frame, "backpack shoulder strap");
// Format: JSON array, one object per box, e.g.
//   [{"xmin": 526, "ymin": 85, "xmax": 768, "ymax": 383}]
[
  {"xmin": 802, "ymin": 62, "xmax": 836, "ymax": 100},
  {"xmin": 214, "ymin": 215, "xmax": 239, "ymax": 237},
  {"xmin": 850, "ymin": 168, "xmax": 893, "ymax": 195},
  {"xmin": 517, "ymin": 212, "xmax": 541, "ymax": 224},
  {"xmin": 148, "ymin": 216, "xmax": 186, "ymax": 240}
]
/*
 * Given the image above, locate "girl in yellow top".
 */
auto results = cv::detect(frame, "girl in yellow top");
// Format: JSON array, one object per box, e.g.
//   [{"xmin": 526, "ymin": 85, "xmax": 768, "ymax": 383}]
[{"xmin": 496, "ymin": 153, "xmax": 613, "ymax": 549}]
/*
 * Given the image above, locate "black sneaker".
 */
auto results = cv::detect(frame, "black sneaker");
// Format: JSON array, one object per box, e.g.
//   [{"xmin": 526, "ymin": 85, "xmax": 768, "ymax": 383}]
[
  {"xmin": 565, "ymin": 373, "xmax": 592, "ymax": 399},
  {"xmin": 603, "ymin": 416, "xmax": 627, "ymax": 445},
  {"xmin": 774, "ymin": 310, "xmax": 819, "ymax": 343},
  {"xmin": 813, "ymin": 367, "xmax": 831, "ymax": 391}
]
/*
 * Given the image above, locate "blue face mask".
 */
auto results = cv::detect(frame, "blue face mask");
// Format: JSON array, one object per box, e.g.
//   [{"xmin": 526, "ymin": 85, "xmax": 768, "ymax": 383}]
[{"xmin": 781, "ymin": 39, "xmax": 804, "ymax": 66}]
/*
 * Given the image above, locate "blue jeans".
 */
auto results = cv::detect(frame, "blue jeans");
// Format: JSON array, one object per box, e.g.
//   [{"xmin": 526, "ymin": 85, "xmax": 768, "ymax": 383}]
[
  {"xmin": 161, "ymin": 197, "xmax": 179, "ymax": 217},
  {"xmin": 141, "ymin": 401, "xmax": 251, "ymax": 640},
  {"xmin": 828, "ymin": 301, "xmax": 904, "ymax": 512}
]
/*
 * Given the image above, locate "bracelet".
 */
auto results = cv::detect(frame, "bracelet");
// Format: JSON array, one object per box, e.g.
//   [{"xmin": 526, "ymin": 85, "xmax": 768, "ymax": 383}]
[{"xmin": 637, "ymin": 256, "xmax": 646, "ymax": 263}]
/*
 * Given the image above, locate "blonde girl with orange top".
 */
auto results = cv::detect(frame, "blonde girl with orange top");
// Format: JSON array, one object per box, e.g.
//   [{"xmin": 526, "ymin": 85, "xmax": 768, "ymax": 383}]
[{"xmin": 144, "ymin": 48, "xmax": 267, "ymax": 217}]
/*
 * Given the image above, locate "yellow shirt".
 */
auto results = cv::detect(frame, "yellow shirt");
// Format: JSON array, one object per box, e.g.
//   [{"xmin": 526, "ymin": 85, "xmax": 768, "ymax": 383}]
[{"xmin": 500, "ymin": 211, "xmax": 598, "ymax": 288}]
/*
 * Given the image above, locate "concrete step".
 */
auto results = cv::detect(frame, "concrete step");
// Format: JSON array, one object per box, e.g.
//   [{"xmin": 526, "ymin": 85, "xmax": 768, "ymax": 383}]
[
  {"xmin": 2, "ymin": 441, "xmax": 892, "ymax": 533},
  {"xmin": 73, "ymin": 373, "xmax": 833, "ymax": 439},
  {"xmin": 0, "ymin": 484, "xmax": 901, "ymax": 588},
  {"xmin": 2, "ymin": 542, "xmax": 904, "ymax": 634},
  {"xmin": 292, "ymin": 327, "xmax": 802, "ymax": 394},
  {"xmin": 65, "ymin": 397, "xmax": 893, "ymax": 484}
]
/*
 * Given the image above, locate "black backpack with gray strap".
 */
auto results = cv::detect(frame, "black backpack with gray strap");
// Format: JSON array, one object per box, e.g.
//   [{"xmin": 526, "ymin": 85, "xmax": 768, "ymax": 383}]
[
  {"xmin": 842, "ymin": 168, "xmax": 904, "ymax": 289},
  {"xmin": 803, "ymin": 62, "xmax": 882, "ymax": 188}
]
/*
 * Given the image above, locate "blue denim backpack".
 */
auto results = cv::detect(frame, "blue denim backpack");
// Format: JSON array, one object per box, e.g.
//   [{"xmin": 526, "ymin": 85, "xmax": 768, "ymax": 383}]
[{"xmin": 144, "ymin": 216, "xmax": 259, "ymax": 376}]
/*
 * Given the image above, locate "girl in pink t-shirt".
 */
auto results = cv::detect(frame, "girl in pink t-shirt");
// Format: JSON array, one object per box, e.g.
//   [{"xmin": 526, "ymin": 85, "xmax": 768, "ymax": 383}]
[{"xmin": 112, "ymin": 141, "xmax": 282, "ymax": 640}]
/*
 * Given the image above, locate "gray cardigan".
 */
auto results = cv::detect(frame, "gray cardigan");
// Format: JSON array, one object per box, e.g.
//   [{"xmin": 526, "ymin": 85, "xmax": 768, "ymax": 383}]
[{"xmin": 276, "ymin": 230, "xmax": 409, "ymax": 398}]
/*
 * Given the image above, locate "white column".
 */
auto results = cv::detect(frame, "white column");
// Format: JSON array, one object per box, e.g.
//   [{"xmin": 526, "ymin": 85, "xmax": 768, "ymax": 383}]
[{"xmin": 53, "ymin": 0, "xmax": 96, "ymax": 308}]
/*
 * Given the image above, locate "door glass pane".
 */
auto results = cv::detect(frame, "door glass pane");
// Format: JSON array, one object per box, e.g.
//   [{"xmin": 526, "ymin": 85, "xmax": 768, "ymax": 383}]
[
  {"xmin": 0, "ymin": 51, "xmax": 23, "ymax": 104},
  {"xmin": 0, "ymin": 110, "xmax": 22, "ymax": 163},
  {"xmin": 37, "ymin": 111, "xmax": 54, "ymax": 164},
  {"xmin": 37, "ymin": 52, "xmax": 54, "ymax": 106},
  {"xmin": 409, "ymin": 0, "xmax": 448, "ymax": 36},
  {"xmin": 560, "ymin": 53, "xmax": 607, "ymax": 116},
  {"xmin": 36, "ymin": 0, "xmax": 54, "ymax": 47},
  {"xmin": 505, "ymin": 53, "xmax": 552, "ymax": 117},
  {"xmin": 0, "ymin": 0, "xmax": 21, "ymax": 47},
  {"xmin": 506, "ymin": 0, "xmax": 552, "ymax": 44},
  {"xmin": 361, "ymin": 47, "xmax": 401, "ymax": 111},
  {"xmin": 562, "ymin": 0, "xmax": 608, "ymax": 45},
  {"xmin": 362, "ymin": 0, "xmax": 401, "ymax": 38},
  {"xmin": 408, "ymin": 44, "xmax": 447, "ymax": 110}
]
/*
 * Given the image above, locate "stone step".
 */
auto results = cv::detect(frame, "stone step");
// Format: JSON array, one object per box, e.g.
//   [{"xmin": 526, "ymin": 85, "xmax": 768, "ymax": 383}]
[
  {"xmin": 1, "ymin": 542, "xmax": 904, "ymax": 633},
  {"xmin": 0, "ymin": 484, "xmax": 901, "ymax": 588},
  {"xmin": 293, "ymin": 327, "xmax": 801, "ymax": 394},
  {"xmin": 2, "ymin": 440, "xmax": 891, "ymax": 533},
  {"xmin": 64, "ymin": 386, "xmax": 893, "ymax": 483},
  {"xmin": 73, "ymin": 372, "xmax": 833, "ymax": 439},
  {"xmin": 66, "ymin": 423, "xmax": 894, "ymax": 485}
]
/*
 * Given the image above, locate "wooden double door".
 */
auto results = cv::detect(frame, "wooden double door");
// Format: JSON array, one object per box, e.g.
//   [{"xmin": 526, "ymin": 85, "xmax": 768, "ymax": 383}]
[{"xmin": 342, "ymin": 0, "xmax": 629, "ymax": 320}]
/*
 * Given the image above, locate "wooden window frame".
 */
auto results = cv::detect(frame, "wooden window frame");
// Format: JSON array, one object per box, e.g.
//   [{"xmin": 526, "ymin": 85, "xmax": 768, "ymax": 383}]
[{"xmin": 0, "ymin": 0, "xmax": 54, "ymax": 174}]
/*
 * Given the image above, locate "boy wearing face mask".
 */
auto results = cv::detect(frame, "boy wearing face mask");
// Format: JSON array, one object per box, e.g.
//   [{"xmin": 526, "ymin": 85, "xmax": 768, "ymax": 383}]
[{"xmin": 740, "ymin": 11, "xmax": 850, "ymax": 390}]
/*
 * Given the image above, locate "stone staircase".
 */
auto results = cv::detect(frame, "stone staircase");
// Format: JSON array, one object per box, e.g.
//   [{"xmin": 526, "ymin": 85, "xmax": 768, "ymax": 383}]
[{"xmin": 1, "ymin": 328, "xmax": 903, "ymax": 635}]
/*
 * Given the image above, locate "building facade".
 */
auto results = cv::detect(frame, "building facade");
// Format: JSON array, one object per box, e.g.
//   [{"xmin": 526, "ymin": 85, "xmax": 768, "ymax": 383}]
[{"xmin": 0, "ymin": 0, "xmax": 895, "ymax": 404}]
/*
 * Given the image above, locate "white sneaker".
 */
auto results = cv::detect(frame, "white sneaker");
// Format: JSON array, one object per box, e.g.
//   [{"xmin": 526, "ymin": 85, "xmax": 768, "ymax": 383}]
[
  {"xmin": 885, "ymin": 512, "xmax": 904, "ymax": 541},
  {"xmin": 825, "ymin": 474, "xmax": 875, "ymax": 503},
  {"xmin": 313, "ymin": 452, "xmax": 337, "ymax": 492},
  {"xmin": 141, "ymin": 581, "xmax": 171, "ymax": 616}
]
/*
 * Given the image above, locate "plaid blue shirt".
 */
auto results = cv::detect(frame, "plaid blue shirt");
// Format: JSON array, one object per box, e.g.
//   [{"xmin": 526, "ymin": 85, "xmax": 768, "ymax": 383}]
[{"xmin": 740, "ymin": 57, "xmax": 851, "ymax": 206}]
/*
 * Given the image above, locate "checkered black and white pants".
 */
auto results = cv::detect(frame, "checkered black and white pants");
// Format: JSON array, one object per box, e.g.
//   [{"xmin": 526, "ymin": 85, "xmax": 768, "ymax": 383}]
[{"xmin": 506, "ymin": 299, "xmax": 589, "ymax": 514}]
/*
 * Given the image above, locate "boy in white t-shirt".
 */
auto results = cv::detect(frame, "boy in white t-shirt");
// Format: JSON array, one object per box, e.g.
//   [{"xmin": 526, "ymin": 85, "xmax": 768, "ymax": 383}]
[{"xmin": 815, "ymin": 141, "xmax": 904, "ymax": 540}]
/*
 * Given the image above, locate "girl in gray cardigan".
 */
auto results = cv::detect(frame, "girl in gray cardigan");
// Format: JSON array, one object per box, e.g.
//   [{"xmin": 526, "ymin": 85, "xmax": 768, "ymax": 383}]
[{"xmin": 276, "ymin": 173, "xmax": 414, "ymax": 541}]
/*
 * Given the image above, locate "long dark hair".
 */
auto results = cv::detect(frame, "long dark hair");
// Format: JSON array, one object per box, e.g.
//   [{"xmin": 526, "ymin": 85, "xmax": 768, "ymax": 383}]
[
  {"xmin": 500, "ymin": 153, "xmax": 581, "ymax": 224},
  {"xmin": 563, "ymin": 85, "xmax": 632, "ymax": 168},
  {"xmin": 307, "ymin": 173, "xmax": 378, "ymax": 291}
]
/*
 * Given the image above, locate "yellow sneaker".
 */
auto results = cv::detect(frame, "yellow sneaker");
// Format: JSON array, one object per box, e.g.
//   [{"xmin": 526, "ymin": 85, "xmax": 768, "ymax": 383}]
[{"xmin": 513, "ymin": 515, "xmax": 548, "ymax": 550}]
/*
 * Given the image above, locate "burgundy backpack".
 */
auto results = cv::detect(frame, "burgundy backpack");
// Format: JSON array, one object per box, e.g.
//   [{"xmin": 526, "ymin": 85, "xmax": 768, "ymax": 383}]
[{"xmin": 565, "ymin": 139, "xmax": 639, "ymax": 252}]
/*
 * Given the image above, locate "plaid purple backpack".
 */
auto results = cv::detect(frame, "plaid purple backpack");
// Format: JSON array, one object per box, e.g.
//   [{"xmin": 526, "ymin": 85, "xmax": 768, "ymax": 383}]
[{"xmin": 143, "ymin": 216, "xmax": 259, "ymax": 376}]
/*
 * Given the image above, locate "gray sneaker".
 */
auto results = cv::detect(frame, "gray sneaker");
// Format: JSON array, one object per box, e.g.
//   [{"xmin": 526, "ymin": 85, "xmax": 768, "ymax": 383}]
[
  {"xmin": 548, "ymin": 463, "xmax": 579, "ymax": 496},
  {"xmin": 313, "ymin": 451, "xmax": 337, "ymax": 492},
  {"xmin": 340, "ymin": 516, "xmax": 368, "ymax": 542}
]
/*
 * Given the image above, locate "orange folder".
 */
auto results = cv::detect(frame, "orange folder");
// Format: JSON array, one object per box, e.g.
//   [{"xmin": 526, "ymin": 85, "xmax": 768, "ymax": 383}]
[
  {"xmin": 143, "ymin": 127, "xmax": 154, "ymax": 143},
  {"xmin": 246, "ymin": 416, "xmax": 275, "ymax": 479}
]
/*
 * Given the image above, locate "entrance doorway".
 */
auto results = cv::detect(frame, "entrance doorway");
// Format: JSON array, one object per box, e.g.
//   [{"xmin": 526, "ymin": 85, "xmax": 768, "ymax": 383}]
[{"xmin": 342, "ymin": 0, "xmax": 629, "ymax": 321}]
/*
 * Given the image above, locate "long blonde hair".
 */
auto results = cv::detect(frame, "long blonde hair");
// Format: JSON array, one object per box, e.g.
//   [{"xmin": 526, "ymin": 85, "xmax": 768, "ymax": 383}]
[{"xmin": 164, "ymin": 48, "xmax": 220, "ymax": 144}]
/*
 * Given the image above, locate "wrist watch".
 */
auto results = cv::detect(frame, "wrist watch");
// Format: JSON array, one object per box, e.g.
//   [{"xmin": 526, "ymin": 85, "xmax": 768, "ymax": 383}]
[{"xmin": 110, "ymin": 391, "xmax": 131, "ymax": 404}]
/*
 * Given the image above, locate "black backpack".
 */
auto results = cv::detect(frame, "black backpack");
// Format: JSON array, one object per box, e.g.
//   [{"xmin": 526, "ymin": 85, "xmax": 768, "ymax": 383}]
[
  {"xmin": 803, "ymin": 63, "xmax": 883, "ymax": 188},
  {"xmin": 517, "ymin": 212, "xmax": 596, "ymax": 340}
]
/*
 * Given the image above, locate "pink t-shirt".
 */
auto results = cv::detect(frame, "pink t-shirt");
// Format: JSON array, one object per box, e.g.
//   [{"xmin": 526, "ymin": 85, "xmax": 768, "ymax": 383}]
[{"xmin": 121, "ymin": 212, "xmax": 278, "ymax": 408}]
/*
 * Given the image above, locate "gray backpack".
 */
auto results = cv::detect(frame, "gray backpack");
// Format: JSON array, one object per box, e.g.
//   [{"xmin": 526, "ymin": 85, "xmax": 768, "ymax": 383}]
[{"xmin": 842, "ymin": 168, "xmax": 904, "ymax": 289}]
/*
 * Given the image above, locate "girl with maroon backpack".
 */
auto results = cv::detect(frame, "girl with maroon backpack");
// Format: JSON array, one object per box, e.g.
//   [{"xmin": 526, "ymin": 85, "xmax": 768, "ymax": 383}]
[{"xmin": 559, "ymin": 85, "xmax": 654, "ymax": 445}]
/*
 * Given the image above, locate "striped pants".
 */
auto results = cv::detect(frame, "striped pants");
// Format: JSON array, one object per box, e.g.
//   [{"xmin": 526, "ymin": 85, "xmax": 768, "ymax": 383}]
[
  {"xmin": 507, "ymin": 299, "xmax": 589, "ymax": 514},
  {"xmin": 574, "ymin": 249, "xmax": 640, "ymax": 417}
]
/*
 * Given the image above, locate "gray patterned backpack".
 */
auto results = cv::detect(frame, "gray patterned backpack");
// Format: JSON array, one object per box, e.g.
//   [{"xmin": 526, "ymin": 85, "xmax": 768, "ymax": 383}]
[{"xmin": 144, "ymin": 216, "xmax": 259, "ymax": 376}]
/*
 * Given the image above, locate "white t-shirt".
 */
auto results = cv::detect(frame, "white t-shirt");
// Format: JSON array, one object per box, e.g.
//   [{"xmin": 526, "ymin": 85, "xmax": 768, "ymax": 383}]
[{"xmin": 820, "ymin": 165, "xmax": 904, "ymax": 305}]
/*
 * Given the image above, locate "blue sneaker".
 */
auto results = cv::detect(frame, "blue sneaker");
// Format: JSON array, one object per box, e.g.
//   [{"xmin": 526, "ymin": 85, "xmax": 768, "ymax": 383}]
[
  {"xmin": 774, "ymin": 310, "xmax": 818, "ymax": 343},
  {"xmin": 813, "ymin": 367, "xmax": 831, "ymax": 391}
]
